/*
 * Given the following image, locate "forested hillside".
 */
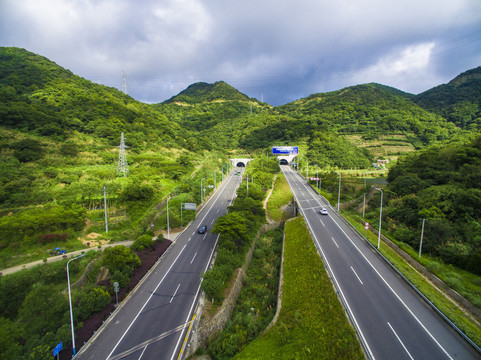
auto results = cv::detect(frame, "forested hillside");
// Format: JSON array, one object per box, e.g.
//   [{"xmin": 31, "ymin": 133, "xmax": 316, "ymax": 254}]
[
  {"xmin": 0, "ymin": 47, "xmax": 230, "ymax": 270},
  {"xmin": 277, "ymin": 83, "xmax": 460, "ymax": 144},
  {"xmin": 415, "ymin": 66, "xmax": 481, "ymax": 131},
  {"xmin": 1, "ymin": 46, "xmax": 479, "ymax": 260},
  {"xmin": 384, "ymin": 136, "xmax": 481, "ymax": 273}
]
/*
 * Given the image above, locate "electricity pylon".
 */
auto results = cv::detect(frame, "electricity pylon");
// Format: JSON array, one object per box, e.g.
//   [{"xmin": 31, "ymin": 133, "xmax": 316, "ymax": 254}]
[{"xmin": 117, "ymin": 132, "xmax": 129, "ymax": 177}]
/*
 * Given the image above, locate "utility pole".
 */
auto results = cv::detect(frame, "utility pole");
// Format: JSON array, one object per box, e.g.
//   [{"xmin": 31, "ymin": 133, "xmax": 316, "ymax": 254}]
[
  {"xmin": 419, "ymin": 218, "xmax": 427, "ymax": 258},
  {"xmin": 372, "ymin": 186, "xmax": 383, "ymax": 249},
  {"xmin": 103, "ymin": 186, "xmax": 108, "ymax": 233},
  {"xmin": 335, "ymin": 171, "xmax": 341, "ymax": 211},
  {"xmin": 117, "ymin": 132, "xmax": 129, "ymax": 177}
]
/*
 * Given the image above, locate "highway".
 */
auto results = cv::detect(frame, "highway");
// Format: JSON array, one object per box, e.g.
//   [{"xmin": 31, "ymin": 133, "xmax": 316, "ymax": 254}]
[
  {"xmin": 281, "ymin": 165, "xmax": 480, "ymax": 360},
  {"xmin": 76, "ymin": 167, "xmax": 244, "ymax": 360}
]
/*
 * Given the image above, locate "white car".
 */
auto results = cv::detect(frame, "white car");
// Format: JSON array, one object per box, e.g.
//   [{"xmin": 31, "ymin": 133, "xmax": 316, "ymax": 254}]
[{"xmin": 319, "ymin": 208, "xmax": 328, "ymax": 215}]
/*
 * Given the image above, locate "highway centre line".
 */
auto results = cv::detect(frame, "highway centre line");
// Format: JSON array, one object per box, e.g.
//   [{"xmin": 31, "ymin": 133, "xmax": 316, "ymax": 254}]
[
  {"xmin": 282, "ymin": 167, "xmax": 375, "ymax": 360},
  {"xmin": 106, "ymin": 172, "xmax": 237, "ymax": 360},
  {"xmin": 106, "ymin": 244, "xmax": 187, "ymax": 360},
  {"xmin": 170, "ymin": 284, "xmax": 181, "ymax": 303},
  {"xmin": 286, "ymin": 167, "xmax": 454, "ymax": 360},
  {"xmin": 350, "ymin": 266, "xmax": 364, "ymax": 285},
  {"xmin": 331, "ymin": 237, "xmax": 339, "ymax": 248}
]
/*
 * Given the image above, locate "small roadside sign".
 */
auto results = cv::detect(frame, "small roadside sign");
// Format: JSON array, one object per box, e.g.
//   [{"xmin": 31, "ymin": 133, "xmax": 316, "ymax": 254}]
[
  {"xmin": 365, "ymin": 222, "xmax": 369, "ymax": 230},
  {"xmin": 53, "ymin": 341, "xmax": 62, "ymax": 358},
  {"xmin": 183, "ymin": 203, "xmax": 196, "ymax": 210}
]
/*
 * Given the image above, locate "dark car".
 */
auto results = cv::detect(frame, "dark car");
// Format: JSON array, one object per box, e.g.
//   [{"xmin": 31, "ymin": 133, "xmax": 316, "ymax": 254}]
[{"xmin": 198, "ymin": 225, "xmax": 207, "ymax": 234}]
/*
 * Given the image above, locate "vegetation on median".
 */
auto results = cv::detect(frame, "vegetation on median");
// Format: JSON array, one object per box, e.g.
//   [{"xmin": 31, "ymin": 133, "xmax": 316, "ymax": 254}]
[
  {"xmin": 266, "ymin": 173, "xmax": 293, "ymax": 222},
  {"xmin": 201, "ymin": 226, "xmax": 284, "ymax": 359},
  {"xmin": 201, "ymin": 155, "xmax": 279, "ymax": 305},
  {"xmin": 233, "ymin": 217, "xmax": 364, "ymax": 360}
]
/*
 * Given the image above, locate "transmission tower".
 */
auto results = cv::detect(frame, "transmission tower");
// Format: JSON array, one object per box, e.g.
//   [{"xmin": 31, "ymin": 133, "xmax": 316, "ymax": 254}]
[
  {"xmin": 122, "ymin": 71, "xmax": 128, "ymax": 95},
  {"xmin": 117, "ymin": 132, "xmax": 129, "ymax": 177}
]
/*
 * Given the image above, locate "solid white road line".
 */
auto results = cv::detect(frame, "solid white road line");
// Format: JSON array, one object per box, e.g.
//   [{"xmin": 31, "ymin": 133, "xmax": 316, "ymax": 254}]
[
  {"xmin": 388, "ymin": 322, "xmax": 414, "ymax": 360},
  {"xmin": 106, "ymin": 244, "xmax": 187, "ymax": 360},
  {"xmin": 286, "ymin": 166, "xmax": 454, "ymax": 360},
  {"xmin": 282, "ymin": 167, "xmax": 376, "ymax": 360},
  {"xmin": 350, "ymin": 266, "xmax": 364, "ymax": 285}
]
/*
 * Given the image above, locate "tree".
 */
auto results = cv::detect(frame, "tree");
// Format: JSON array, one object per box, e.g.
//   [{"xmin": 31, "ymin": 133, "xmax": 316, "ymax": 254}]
[
  {"xmin": 12, "ymin": 138, "xmax": 44, "ymax": 162},
  {"xmin": 212, "ymin": 212, "xmax": 249, "ymax": 248},
  {"xmin": 102, "ymin": 245, "xmax": 140, "ymax": 276},
  {"xmin": 76, "ymin": 287, "xmax": 111, "ymax": 321},
  {"xmin": 18, "ymin": 284, "xmax": 68, "ymax": 336},
  {"xmin": 0, "ymin": 317, "xmax": 24, "ymax": 360}
]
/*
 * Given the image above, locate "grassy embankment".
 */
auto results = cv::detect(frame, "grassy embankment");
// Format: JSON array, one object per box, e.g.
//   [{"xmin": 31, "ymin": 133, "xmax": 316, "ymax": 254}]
[
  {"xmin": 344, "ymin": 212, "xmax": 481, "ymax": 348},
  {"xmin": 266, "ymin": 173, "xmax": 293, "ymax": 222},
  {"xmin": 234, "ymin": 216, "xmax": 364, "ymax": 360}
]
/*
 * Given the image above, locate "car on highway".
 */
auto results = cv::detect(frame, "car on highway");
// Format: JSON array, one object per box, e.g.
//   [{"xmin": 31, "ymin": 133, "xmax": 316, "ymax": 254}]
[
  {"xmin": 197, "ymin": 225, "xmax": 207, "ymax": 234},
  {"xmin": 319, "ymin": 208, "xmax": 328, "ymax": 215}
]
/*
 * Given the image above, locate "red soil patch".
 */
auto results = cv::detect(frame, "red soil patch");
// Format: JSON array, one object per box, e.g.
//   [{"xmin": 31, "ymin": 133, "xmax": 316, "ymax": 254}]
[{"xmin": 61, "ymin": 239, "xmax": 172, "ymax": 359}]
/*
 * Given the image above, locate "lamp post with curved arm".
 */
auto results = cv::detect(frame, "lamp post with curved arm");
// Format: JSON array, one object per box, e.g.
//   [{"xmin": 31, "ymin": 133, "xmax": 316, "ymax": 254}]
[
  {"xmin": 372, "ymin": 186, "xmax": 383, "ymax": 249},
  {"xmin": 201, "ymin": 177, "xmax": 207, "ymax": 207},
  {"xmin": 335, "ymin": 171, "xmax": 341, "ymax": 211},
  {"xmin": 67, "ymin": 253, "xmax": 86, "ymax": 356}
]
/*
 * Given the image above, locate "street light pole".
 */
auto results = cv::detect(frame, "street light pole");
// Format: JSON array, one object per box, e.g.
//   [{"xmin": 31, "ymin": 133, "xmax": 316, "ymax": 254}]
[
  {"xmin": 335, "ymin": 171, "xmax": 341, "ymax": 211},
  {"xmin": 67, "ymin": 254, "xmax": 86, "ymax": 356},
  {"xmin": 306, "ymin": 160, "xmax": 309, "ymax": 182},
  {"xmin": 419, "ymin": 218, "xmax": 427, "ymax": 258},
  {"xmin": 201, "ymin": 177, "xmax": 207, "ymax": 207},
  {"xmin": 167, "ymin": 195, "xmax": 175, "ymax": 240},
  {"xmin": 103, "ymin": 186, "xmax": 108, "ymax": 233},
  {"xmin": 372, "ymin": 186, "xmax": 383, "ymax": 249}
]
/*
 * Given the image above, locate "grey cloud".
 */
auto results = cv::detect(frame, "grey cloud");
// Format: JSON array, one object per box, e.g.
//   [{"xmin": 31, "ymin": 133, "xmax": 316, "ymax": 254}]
[{"xmin": 1, "ymin": 0, "xmax": 480, "ymax": 105}]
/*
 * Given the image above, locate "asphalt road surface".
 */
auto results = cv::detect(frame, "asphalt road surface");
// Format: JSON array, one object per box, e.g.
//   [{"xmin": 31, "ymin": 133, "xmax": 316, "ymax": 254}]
[
  {"xmin": 76, "ymin": 168, "xmax": 244, "ymax": 360},
  {"xmin": 281, "ymin": 164, "xmax": 480, "ymax": 360}
]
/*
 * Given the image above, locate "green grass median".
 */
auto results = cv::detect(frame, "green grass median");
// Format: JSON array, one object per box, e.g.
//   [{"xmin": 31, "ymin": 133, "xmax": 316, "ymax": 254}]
[{"xmin": 234, "ymin": 217, "xmax": 364, "ymax": 360}]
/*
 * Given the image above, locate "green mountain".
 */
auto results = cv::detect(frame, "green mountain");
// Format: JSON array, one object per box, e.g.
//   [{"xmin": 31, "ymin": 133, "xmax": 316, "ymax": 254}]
[
  {"xmin": 164, "ymin": 80, "xmax": 254, "ymax": 104},
  {"xmin": 0, "ymin": 47, "xmax": 191, "ymax": 149},
  {"xmin": 414, "ymin": 66, "xmax": 481, "ymax": 130},
  {"xmin": 276, "ymin": 83, "xmax": 457, "ymax": 141}
]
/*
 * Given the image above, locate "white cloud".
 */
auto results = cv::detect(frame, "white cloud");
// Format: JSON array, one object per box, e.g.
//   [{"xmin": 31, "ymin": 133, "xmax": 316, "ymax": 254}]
[{"xmin": 343, "ymin": 42, "xmax": 437, "ymax": 93}]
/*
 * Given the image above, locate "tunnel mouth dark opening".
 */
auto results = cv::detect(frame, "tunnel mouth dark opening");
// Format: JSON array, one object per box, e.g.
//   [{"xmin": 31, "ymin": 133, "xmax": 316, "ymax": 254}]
[
  {"xmin": 236, "ymin": 162, "xmax": 246, "ymax": 167},
  {"xmin": 279, "ymin": 159, "xmax": 289, "ymax": 165}
]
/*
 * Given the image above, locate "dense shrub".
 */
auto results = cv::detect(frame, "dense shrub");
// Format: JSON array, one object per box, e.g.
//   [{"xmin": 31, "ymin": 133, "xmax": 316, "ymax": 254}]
[
  {"xmin": 131, "ymin": 234, "xmax": 154, "ymax": 251},
  {"xmin": 76, "ymin": 287, "xmax": 111, "ymax": 321}
]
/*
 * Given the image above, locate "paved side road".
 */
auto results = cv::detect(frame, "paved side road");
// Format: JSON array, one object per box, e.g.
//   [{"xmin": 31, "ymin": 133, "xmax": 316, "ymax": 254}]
[{"xmin": 0, "ymin": 241, "xmax": 135, "ymax": 276}]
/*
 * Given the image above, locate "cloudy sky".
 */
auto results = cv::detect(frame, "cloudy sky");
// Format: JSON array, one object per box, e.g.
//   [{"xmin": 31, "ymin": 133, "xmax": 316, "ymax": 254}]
[{"xmin": 1, "ymin": 0, "xmax": 481, "ymax": 105}]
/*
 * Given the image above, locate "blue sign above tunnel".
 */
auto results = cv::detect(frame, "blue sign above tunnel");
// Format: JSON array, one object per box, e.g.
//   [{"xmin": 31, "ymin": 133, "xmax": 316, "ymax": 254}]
[{"xmin": 272, "ymin": 146, "xmax": 299, "ymax": 155}]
